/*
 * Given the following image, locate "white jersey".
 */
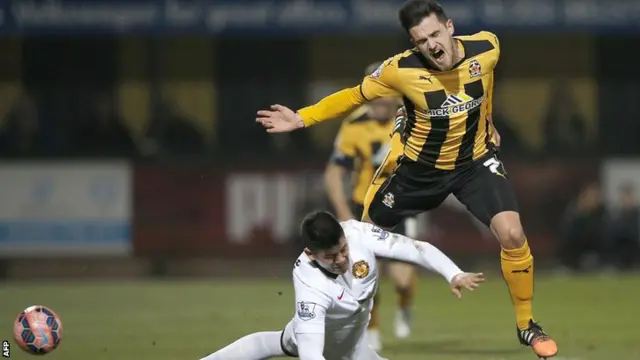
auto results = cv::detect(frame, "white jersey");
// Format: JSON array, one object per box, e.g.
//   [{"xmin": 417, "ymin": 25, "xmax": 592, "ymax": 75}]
[{"xmin": 281, "ymin": 220, "xmax": 464, "ymax": 360}]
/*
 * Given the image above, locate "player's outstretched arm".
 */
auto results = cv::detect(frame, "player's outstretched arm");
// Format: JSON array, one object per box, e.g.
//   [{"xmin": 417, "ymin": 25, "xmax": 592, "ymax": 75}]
[
  {"xmin": 487, "ymin": 115, "xmax": 501, "ymax": 147},
  {"xmin": 256, "ymin": 86, "xmax": 366, "ymax": 133},
  {"xmin": 256, "ymin": 57, "xmax": 401, "ymax": 133},
  {"xmin": 353, "ymin": 221, "xmax": 484, "ymax": 298},
  {"xmin": 292, "ymin": 274, "xmax": 331, "ymax": 359}
]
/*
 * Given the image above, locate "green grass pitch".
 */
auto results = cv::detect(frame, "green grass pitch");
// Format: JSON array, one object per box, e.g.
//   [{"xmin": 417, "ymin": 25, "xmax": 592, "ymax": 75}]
[{"xmin": 0, "ymin": 274, "xmax": 638, "ymax": 359}]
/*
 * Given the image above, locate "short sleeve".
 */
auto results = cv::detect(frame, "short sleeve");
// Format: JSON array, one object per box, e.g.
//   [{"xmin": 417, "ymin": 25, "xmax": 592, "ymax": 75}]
[{"xmin": 330, "ymin": 123, "xmax": 358, "ymax": 169}]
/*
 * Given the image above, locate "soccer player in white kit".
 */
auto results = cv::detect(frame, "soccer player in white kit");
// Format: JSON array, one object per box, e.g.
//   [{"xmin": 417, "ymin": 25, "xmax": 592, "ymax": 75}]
[{"xmin": 200, "ymin": 211, "xmax": 484, "ymax": 360}]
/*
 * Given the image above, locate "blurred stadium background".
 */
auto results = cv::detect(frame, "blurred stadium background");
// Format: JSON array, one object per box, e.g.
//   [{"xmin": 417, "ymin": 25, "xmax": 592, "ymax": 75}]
[{"xmin": 0, "ymin": 0, "xmax": 639, "ymax": 359}]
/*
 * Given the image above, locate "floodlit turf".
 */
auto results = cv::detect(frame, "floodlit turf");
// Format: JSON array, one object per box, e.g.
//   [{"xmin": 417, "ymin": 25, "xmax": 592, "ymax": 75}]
[{"xmin": 0, "ymin": 274, "xmax": 638, "ymax": 359}]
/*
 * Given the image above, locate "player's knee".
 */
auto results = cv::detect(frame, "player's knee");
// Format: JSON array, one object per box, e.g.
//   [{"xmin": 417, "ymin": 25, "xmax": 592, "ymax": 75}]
[
  {"xmin": 395, "ymin": 286, "xmax": 411, "ymax": 296},
  {"xmin": 491, "ymin": 211, "xmax": 527, "ymax": 249},
  {"xmin": 498, "ymin": 225, "xmax": 526, "ymax": 249}
]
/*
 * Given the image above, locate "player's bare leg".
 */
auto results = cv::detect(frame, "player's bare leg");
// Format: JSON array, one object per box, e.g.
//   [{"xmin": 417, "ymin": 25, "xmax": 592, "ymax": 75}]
[
  {"xmin": 388, "ymin": 216, "xmax": 419, "ymax": 339},
  {"xmin": 388, "ymin": 261, "xmax": 416, "ymax": 338},
  {"xmin": 492, "ymin": 211, "xmax": 558, "ymax": 358}
]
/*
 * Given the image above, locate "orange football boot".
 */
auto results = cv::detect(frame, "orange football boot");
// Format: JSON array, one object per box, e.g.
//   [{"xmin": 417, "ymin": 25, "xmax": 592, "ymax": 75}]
[{"xmin": 517, "ymin": 320, "xmax": 558, "ymax": 359}]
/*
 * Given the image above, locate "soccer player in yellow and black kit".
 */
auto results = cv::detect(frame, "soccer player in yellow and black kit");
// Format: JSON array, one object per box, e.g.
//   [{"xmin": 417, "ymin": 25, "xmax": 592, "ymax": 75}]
[
  {"xmin": 257, "ymin": 0, "xmax": 558, "ymax": 358},
  {"xmin": 324, "ymin": 62, "xmax": 418, "ymax": 351}
]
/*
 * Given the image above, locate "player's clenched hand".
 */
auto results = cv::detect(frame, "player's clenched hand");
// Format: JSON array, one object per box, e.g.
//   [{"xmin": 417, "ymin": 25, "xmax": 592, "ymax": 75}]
[
  {"xmin": 256, "ymin": 104, "xmax": 303, "ymax": 133},
  {"xmin": 450, "ymin": 272, "xmax": 485, "ymax": 299},
  {"xmin": 487, "ymin": 115, "xmax": 500, "ymax": 146},
  {"xmin": 492, "ymin": 128, "xmax": 501, "ymax": 147}
]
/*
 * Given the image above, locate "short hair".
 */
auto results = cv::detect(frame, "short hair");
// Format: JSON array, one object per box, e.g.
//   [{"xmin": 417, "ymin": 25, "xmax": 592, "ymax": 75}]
[
  {"xmin": 398, "ymin": 0, "xmax": 448, "ymax": 32},
  {"xmin": 364, "ymin": 61, "xmax": 382, "ymax": 76},
  {"xmin": 300, "ymin": 211, "xmax": 344, "ymax": 252}
]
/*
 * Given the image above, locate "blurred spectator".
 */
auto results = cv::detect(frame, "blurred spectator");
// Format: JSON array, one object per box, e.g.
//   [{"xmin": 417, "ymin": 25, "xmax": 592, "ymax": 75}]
[
  {"xmin": 0, "ymin": 92, "xmax": 45, "ymax": 157},
  {"xmin": 542, "ymin": 80, "xmax": 590, "ymax": 155},
  {"xmin": 71, "ymin": 92, "xmax": 138, "ymax": 157},
  {"xmin": 605, "ymin": 182, "xmax": 639, "ymax": 270},
  {"xmin": 142, "ymin": 99, "xmax": 205, "ymax": 158},
  {"xmin": 558, "ymin": 182, "xmax": 606, "ymax": 272},
  {"xmin": 491, "ymin": 112, "xmax": 528, "ymax": 155}
]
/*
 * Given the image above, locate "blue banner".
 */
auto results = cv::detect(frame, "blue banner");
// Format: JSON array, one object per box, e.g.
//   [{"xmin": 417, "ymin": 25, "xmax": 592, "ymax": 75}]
[
  {"xmin": 1, "ymin": 0, "xmax": 639, "ymax": 36},
  {"xmin": 0, "ymin": 162, "xmax": 132, "ymax": 257}
]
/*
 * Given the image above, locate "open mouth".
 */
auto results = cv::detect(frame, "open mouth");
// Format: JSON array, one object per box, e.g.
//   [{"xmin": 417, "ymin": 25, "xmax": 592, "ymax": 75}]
[{"xmin": 430, "ymin": 49, "xmax": 445, "ymax": 61}]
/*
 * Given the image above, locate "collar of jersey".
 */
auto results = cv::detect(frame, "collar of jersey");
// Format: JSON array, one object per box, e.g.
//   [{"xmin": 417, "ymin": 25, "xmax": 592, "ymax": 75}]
[{"xmin": 311, "ymin": 260, "xmax": 339, "ymax": 279}]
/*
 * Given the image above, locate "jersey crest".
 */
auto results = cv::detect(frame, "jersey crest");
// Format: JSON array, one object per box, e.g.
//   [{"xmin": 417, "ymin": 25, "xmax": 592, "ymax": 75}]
[
  {"xmin": 351, "ymin": 260, "xmax": 370, "ymax": 279},
  {"xmin": 469, "ymin": 59, "xmax": 482, "ymax": 77}
]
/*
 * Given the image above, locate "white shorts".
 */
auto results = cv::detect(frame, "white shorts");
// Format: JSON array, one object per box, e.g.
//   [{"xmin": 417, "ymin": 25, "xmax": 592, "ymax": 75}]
[{"xmin": 280, "ymin": 320, "xmax": 387, "ymax": 360}]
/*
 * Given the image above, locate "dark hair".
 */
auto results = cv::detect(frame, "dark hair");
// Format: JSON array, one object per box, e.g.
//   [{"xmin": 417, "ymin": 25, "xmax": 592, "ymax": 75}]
[
  {"xmin": 300, "ymin": 211, "xmax": 344, "ymax": 252},
  {"xmin": 398, "ymin": 0, "xmax": 448, "ymax": 32}
]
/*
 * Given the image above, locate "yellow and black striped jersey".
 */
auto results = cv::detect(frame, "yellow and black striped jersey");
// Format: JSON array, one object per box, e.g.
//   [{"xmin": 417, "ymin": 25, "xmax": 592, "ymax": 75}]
[
  {"xmin": 301, "ymin": 31, "xmax": 499, "ymax": 171},
  {"xmin": 330, "ymin": 106, "xmax": 404, "ymax": 205}
]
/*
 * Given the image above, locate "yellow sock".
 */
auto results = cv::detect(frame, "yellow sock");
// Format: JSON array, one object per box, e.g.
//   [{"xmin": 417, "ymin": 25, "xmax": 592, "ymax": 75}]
[
  {"xmin": 397, "ymin": 272, "xmax": 417, "ymax": 309},
  {"xmin": 368, "ymin": 293, "xmax": 380, "ymax": 329},
  {"xmin": 501, "ymin": 240, "xmax": 534, "ymax": 330}
]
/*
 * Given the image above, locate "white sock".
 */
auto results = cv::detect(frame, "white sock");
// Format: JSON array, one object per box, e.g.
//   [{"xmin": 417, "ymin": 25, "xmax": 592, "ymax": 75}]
[{"xmin": 199, "ymin": 331, "xmax": 286, "ymax": 360}]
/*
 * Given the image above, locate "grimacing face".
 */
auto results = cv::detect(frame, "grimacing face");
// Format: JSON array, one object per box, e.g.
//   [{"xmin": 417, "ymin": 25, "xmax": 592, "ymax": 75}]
[
  {"xmin": 305, "ymin": 237, "xmax": 349, "ymax": 274},
  {"xmin": 408, "ymin": 13, "xmax": 457, "ymax": 71}
]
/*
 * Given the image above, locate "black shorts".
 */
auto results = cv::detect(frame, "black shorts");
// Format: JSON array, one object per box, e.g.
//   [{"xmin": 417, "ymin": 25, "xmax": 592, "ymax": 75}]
[
  {"xmin": 352, "ymin": 202, "xmax": 407, "ymax": 235},
  {"xmin": 368, "ymin": 151, "xmax": 518, "ymax": 228}
]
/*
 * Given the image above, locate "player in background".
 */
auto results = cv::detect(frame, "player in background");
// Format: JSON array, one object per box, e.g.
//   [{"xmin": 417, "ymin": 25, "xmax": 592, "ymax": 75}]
[
  {"xmin": 324, "ymin": 71, "xmax": 418, "ymax": 351},
  {"xmin": 256, "ymin": 0, "xmax": 558, "ymax": 358},
  {"xmin": 199, "ymin": 211, "xmax": 484, "ymax": 360}
]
